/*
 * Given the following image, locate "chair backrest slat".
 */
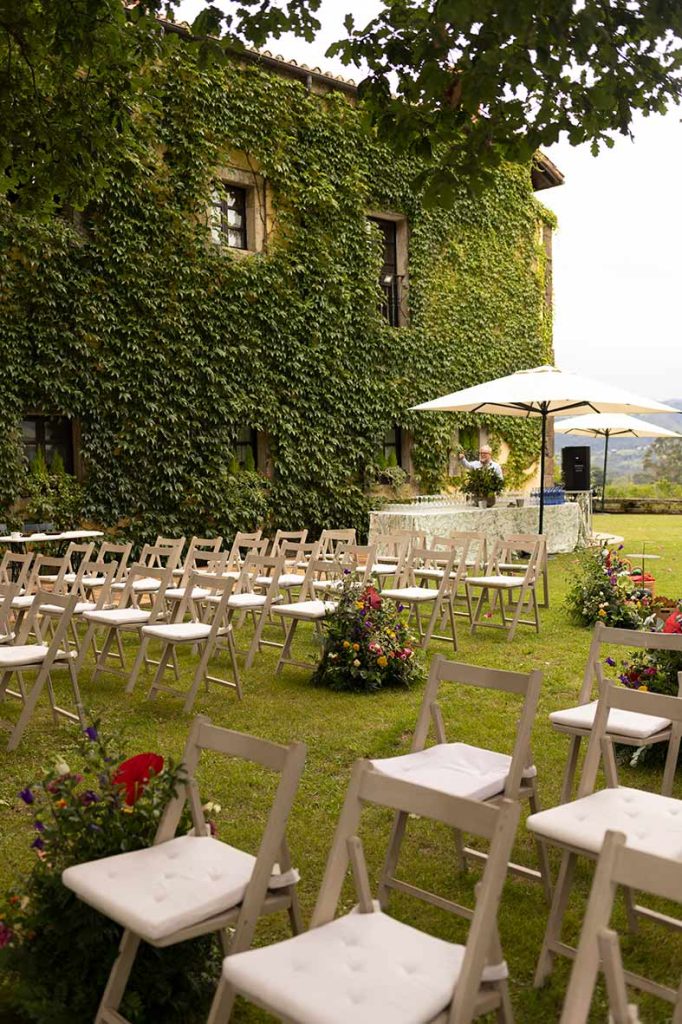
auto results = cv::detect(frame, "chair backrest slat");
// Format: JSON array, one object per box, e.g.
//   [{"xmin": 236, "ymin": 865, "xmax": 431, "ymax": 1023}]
[
  {"xmin": 0, "ymin": 551, "xmax": 34, "ymax": 590},
  {"xmin": 96, "ymin": 541, "xmax": 133, "ymax": 581},
  {"xmin": 318, "ymin": 528, "xmax": 356, "ymax": 559}
]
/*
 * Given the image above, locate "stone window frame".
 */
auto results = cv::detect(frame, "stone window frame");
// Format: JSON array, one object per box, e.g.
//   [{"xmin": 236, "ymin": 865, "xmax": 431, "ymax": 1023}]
[{"xmin": 211, "ymin": 163, "xmax": 267, "ymax": 256}]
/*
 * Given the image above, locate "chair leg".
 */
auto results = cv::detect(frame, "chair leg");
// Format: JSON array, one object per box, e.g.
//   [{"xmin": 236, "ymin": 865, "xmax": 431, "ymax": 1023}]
[
  {"xmin": 92, "ymin": 628, "xmax": 117, "ymax": 683},
  {"xmin": 206, "ymin": 978, "xmax": 237, "ymax": 1024},
  {"xmin": 147, "ymin": 644, "xmax": 174, "ymax": 700},
  {"xmin": 245, "ymin": 608, "xmax": 268, "ymax": 669},
  {"xmin": 662, "ymin": 728, "xmax": 682, "ymax": 797},
  {"xmin": 68, "ymin": 658, "xmax": 87, "ymax": 730},
  {"xmin": 527, "ymin": 777, "xmax": 553, "ymax": 904},
  {"xmin": 7, "ymin": 665, "xmax": 53, "ymax": 752},
  {"xmin": 377, "ymin": 810, "xmax": 409, "ymax": 910},
  {"xmin": 560, "ymin": 735, "xmax": 582, "ymax": 804},
  {"xmin": 126, "ymin": 635, "xmax": 151, "ymax": 694},
  {"xmin": 227, "ymin": 629, "xmax": 243, "ymax": 699},
  {"xmin": 275, "ymin": 619, "xmax": 298, "ymax": 675},
  {"xmin": 534, "ymin": 849, "xmax": 577, "ymax": 987},
  {"xmin": 95, "ymin": 928, "xmax": 141, "ymax": 1024},
  {"xmin": 183, "ymin": 639, "xmax": 216, "ymax": 713}
]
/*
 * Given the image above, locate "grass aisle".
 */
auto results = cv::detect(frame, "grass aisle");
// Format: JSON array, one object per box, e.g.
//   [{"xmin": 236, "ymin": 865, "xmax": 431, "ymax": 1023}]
[{"xmin": 0, "ymin": 514, "xmax": 680, "ymax": 1022}]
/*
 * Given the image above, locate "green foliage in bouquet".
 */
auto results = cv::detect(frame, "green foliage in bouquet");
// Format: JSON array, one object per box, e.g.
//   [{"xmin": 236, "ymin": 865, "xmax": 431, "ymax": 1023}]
[
  {"xmin": 0, "ymin": 725, "xmax": 219, "ymax": 1024},
  {"xmin": 311, "ymin": 575, "xmax": 425, "ymax": 693},
  {"xmin": 460, "ymin": 465, "xmax": 505, "ymax": 500},
  {"xmin": 565, "ymin": 545, "xmax": 643, "ymax": 629},
  {"xmin": 613, "ymin": 607, "xmax": 682, "ymax": 698}
]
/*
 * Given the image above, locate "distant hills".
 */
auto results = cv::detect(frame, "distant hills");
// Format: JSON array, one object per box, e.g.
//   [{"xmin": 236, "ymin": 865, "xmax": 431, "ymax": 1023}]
[{"xmin": 554, "ymin": 400, "xmax": 682, "ymax": 480}]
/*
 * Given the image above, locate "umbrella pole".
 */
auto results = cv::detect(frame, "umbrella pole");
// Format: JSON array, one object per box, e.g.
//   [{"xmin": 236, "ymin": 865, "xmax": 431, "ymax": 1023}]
[
  {"xmin": 539, "ymin": 411, "xmax": 547, "ymax": 535},
  {"xmin": 601, "ymin": 431, "xmax": 609, "ymax": 512}
]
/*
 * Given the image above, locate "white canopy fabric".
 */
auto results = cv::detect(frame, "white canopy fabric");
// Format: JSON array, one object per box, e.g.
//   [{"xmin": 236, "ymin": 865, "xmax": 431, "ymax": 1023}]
[
  {"xmin": 555, "ymin": 413, "xmax": 682, "ymax": 439},
  {"xmin": 412, "ymin": 365, "xmax": 678, "ymax": 417}
]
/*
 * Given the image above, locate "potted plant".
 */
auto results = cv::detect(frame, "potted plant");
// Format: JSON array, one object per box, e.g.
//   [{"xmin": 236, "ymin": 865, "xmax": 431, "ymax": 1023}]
[{"xmin": 460, "ymin": 465, "xmax": 505, "ymax": 507}]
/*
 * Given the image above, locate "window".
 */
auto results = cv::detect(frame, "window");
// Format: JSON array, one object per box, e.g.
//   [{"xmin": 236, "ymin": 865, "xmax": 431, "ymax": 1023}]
[
  {"xmin": 22, "ymin": 416, "xmax": 74, "ymax": 474},
  {"xmin": 211, "ymin": 183, "xmax": 248, "ymax": 249},
  {"xmin": 382, "ymin": 426, "xmax": 402, "ymax": 468},
  {"xmin": 368, "ymin": 217, "xmax": 401, "ymax": 326},
  {"xmin": 235, "ymin": 427, "xmax": 258, "ymax": 470},
  {"xmin": 458, "ymin": 426, "xmax": 479, "ymax": 459}
]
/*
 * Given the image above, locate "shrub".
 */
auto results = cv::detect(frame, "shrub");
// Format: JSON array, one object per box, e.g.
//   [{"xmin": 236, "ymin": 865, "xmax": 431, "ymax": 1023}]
[
  {"xmin": 460, "ymin": 465, "xmax": 505, "ymax": 500},
  {"xmin": 0, "ymin": 726, "xmax": 219, "ymax": 1024},
  {"xmin": 311, "ymin": 575, "xmax": 424, "ymax": 692},
  {"xmin": 22, "ymin": 463, "xmax": 86, "ymax": 530}
]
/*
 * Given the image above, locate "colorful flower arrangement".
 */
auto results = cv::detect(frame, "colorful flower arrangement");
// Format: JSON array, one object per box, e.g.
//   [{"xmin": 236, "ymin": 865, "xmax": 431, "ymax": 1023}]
[
  {"xmin": 565, "ymin": 545, "xmax": 647, "ymax": 629},
  {"xmin": 0, "ymin": 726, "xmax": 219, "ymax": 1023},
  {"xmin": 609, "ymin": 606, "xmax": 682, "ymax": 698},
  {"xmin": 311, "ymin": 574, "xmax": 424, "ymax": 692}
]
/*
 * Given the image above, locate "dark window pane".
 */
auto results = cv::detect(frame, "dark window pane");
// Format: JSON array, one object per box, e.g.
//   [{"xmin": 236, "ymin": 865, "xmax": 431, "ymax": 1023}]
[
  {"xmin": 22, "ymin": 420, "xmax": 36, "ymax": 441},
  {"xmin": 212, "ymin": 183, "xmax": 248, "ymax": 249},
  {"xmin": 383, "ymin": 426, "xmax": 402, "ymax": 467},
  {"xmin": 21, "ymin": 416, "xmax": 74, "ymax": 474},
  {"xmin": 368, "ymin": 217, "xmax": 400, "ymax": 326}
]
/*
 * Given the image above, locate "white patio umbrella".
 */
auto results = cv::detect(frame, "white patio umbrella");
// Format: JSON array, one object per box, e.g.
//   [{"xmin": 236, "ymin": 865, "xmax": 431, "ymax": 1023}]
[
  {"xmin": 555, "ymin": 412, "xmax": 682, "ymax": 511},
  {"xmin": 412, "ymin": 365, "xmax": 679, "ymax": 533}
]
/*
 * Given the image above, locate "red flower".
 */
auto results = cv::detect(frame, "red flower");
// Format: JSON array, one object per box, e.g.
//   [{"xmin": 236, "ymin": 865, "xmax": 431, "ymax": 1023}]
[
  {"xmin": 113, "ymin": 753, "xmax": 164, "ymax": 805},
  {"xmin": 663, "ymin": 611, "xmax": 682, "ymax": 635},
  {"xmin": 362, "ymin": 586, "xmax": 382, "ymax": 610}
]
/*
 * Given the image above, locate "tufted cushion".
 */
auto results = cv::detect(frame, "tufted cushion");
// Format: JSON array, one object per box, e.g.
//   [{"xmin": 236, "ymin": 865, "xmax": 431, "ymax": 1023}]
[
  {"xmin": 83, "ymin": 608, "xmax": 150, "ymax": 626},
  {"xmin": 371, "ymin": 743, "xmax": 536, "ymax": 802},
  {"xmin": 222, "ymin": 909, "xmax": 507, "ymax": 1024},
  {"xmin": 527, "ymin": 787, "xmax": 682, "ymax": 858},
  {"xmin": 62, "ymin": 835, "xmax": 296, "ymax": 944},
  {"xmin": 273, "ymin": 600, "xmax": 336, "ymax": 621},
  {"xmin": 165, "ymin": 586, "xmax": 210, "ymax": 602},
  {"xmin": 42, "ymin": 601, "xmax": 96, "ymax": 616},
  {"xmin": 550, "ymin": 700, "xmax": 671, "ymax": 739},
  {"xmin": 466, "ymin": 576, "xmax": 524, "ymax": 588},
  {"xmin": 0, "ymin": 644, "xmax": 70, "ymax": 667},
  {"xmin": 112, "ymin": 577, "xmax": 162, "ymax": 593},
  {"xmin": 381, "ymin": 587, "xmax": 439, "ymax": 603},
  {"xmin": 142, "ymin": 622, "xmax": 212, "ymax": 643}
]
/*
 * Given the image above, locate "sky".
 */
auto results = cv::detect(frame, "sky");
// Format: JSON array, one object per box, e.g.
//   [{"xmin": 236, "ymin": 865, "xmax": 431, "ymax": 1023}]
[{"xmin": 177, "ymin": 0, "xmax": 682, "ymax": 400}]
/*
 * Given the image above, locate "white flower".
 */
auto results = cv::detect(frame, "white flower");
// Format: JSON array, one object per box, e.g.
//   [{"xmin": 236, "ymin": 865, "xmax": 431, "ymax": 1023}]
[
  {"xmin": 353, "ymin": 658, "xmax": 361, "ymax": 667},
  {"xmin": 54, "ymin": 758, "xmax": 70, "ymax": 776},
  {"xmin": 203, "ymin": 801, "xmax": 222, "ymax": 815}
]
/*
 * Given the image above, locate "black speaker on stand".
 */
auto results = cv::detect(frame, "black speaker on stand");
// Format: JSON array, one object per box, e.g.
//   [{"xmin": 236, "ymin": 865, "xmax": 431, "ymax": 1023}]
[{"xmin": 562, "ymin": 446, "xmax": 591, "ymax": 491}]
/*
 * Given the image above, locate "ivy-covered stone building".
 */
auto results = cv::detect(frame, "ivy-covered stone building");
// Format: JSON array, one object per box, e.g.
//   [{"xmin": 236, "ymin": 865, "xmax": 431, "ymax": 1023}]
[{"xmin": 0, "ymin": 40, "xmax": 562, "ymax": 540}]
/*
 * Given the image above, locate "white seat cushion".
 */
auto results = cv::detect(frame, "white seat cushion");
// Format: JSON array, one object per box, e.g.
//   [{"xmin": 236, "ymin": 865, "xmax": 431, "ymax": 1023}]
[
  {"xmin": 370, "ymin": 562, "xmax": 398, "ymax": 575},
  {"xmin": 80, "ymin": 574, "xmax": 108, "ymax": 587},
  {"xmin": 273, "ymin": 600, "xmax": 335, "ymax": 620},
  {"xmin": 142, "ymin": 622, "xmax": 212, "ymax": 643},
  {"xmin": 42, "ymin": 601, "xmax": 96, "ymax": 616},
  {"xmin": 312, "ymin": 579, "xmax": 345, "ymax": 592},
  {"xmin": 527, "ymin": 786, "xmax": 682, "ymax": 858},
  {"xmin": 62, "ymin": 835, "xmax": 258, "ymax": 943},
  {"xmin": 0, "ymin": 644, "xmax": 70, "ymax": 667},
  {"xmin": 382, "ymin": 587, "xmax": 438, "ymax": 603},
  {"xmin": 222, "ymin": 909, "xmax": 507, "ymax": 1024},
  {"xmin": 371, "ymin": 743, "xmax": 536, "ymax": 803},
  {"xmin": 227, "ymin": 593, "xmax": 270, "ymax": 609},
  {"xmin": 11, "ymin": 595, "xmax": 35, "ymax": 609},
  {"xmin": 83, "ymin": 608, "xmax": 150, "ymax": 626},
  {"xmin": 466, "ymin": 576, "xmax": 524, "ymax": 588},
  {"xmin": 112, "ymin": 577, "xmax": 161, "ymax": 592},
  {"xmin": 550, "ymin": 700, "xmax": 671, "ymax": 739},
  {"xmin": 165, "ymin": 586, "xmax": 210, "ymax": 601},
  {"xmin": 278, "ymin": 573, "xmax": 306, "ymax": 587}
]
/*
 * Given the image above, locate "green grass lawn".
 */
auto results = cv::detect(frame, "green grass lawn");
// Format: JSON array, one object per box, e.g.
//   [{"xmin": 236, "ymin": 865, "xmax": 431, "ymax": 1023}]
[{"xmin": 1, "ymin": 514, "xmax": 681, "ymax": 1023}]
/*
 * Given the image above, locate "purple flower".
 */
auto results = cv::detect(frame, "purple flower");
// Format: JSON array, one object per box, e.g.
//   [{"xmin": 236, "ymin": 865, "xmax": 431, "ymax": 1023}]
[
  {"xmin": 88, "ymin": 823, "xmax": 102, "ymax": 832},
  {"xmin": 81, "ymin": 790, "xmax": 100, "ymax": 806},
  {"xmin": 19, "ymin": 788, "xmax": 34, "ymax": 805},
  {"xmin": 605, "ymin": 657, "xmax": 616, "ymax": 667},
  {"xmin": 84, "ymin": 726, "xmax": 98, "ymax": 741},
  {"xmin": 0, "ymin": 923, "xmax": 13, "ymax": 949},
  {"xmin": 343, "ymin": 568, "xmax": 351, "ymax": 575},
  {"xmin": 618, "ymin": 544, "xmax": 624, "ymax": 550},
  {"xmin": 397, "ymin": 604, "xmax": 404, "ymax": 613},
  {"xmin": 34, "ymin": 820, "xmax": 46, "ymax": 832},
  {"xmin": 31, "ymin": 836, "xmax": 45, "ymax": 851}
]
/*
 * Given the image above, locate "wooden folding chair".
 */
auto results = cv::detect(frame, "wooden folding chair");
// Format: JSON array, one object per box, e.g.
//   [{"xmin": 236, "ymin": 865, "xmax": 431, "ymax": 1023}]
[
  {"xmin": 0, "ymin": 581, "xmax": 19, "ymax": 642},
  {"xmin": 317, "ymin": 528, "xmax": 356, "ymax": 559},
  {"xmin": 65, "ymin": 541, "xmax": 132, "ymax": 592},
  {"xmin": 40, "ymin": 540, "xmax": 95, "ymax": 583},
  {"xmin": 0, "ymin": 591, "xmax": 83, "ymax": 751},
  {"xmin": 78, "ymin": 564, "xmax": 172, "ymax": 682},
  {"xmin": 208, "ymin": 758, "xmax": 520, "ymax": 1024},
  {"xmin": 62, "ymin": 716, "xmax": 306, "ymax": 1024},
  {"xmin": 220, "ymin": 552, "xmax": 286, "ymax": 669},
  {"xmin": 110, "ymin": 540, "xmax": 184, "ymax": 606},
  {"xmin": 171, "ymin": 534, "xmax": 223, "ymax": 582},
  {"xmin": 0, "ymin": 550, "xmax": 33, "ymax": 590},
  {"xmin": 266, "ymin": 539, "xmax": 321, "ymax": 599},
  {"xmin": 382, "ymin": 545, "xmax": 460, "ymax": 652},
  {"xmin": 374, "ymin": 655, "xmax": 551, "ymax": 906},
  {"xmin": 560, "ymin": 829, "xmax": 681, "ymax": 1023},
  {"xmin": 550, "ymin": 622, "xmax": 682, "ymax": 801},
  {"xmin": 41, "ymin": 558, "xmax": 118, "ymax": 655},
  {"xmin": 10, "ymin": 553, "xmax": 71, "ymax": 632},
  {"xmin": 126, "ymin": 572, "xmax": 241, "ymax": 709},
  {"xmin": 465, "ymin": 536, "xmax": 542, "ymax": 642},
  {"xmin": 367, "ymin": 532, "xmax": 410, "ymax": 588},
  {"xmin": 271, "ymin": 556, "xmax": 351, "ymax": 674},
  {"xmin": 497, "ymin": 533, "xmax": 549, "ymax": 608},
  {"xmin": 223, "ymin": 531, "xmax": 266, "ymax": 578},
  {"xmin": 165, "ymin": 551, "xmax": 229, "ymax": 609},
  {"xmin": 528, "ymin": 679, "xmax": 682, "ymax": 990},
  {"xmin": 311, "ymin": 543, "xmax": 376, "ymax": 596},
  {"xmin": 416, "ymin": 533, "xmax": 487, "ymax": 627},
  {"xmin": 270, "ymin": 529, "xmax": 308, "ymax": 556}
]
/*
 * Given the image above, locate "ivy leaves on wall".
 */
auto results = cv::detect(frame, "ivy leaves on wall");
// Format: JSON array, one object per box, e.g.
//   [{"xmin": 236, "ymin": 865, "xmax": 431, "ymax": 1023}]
[{"xmin": 0, "ymin": 51, "xmax": 552, "ymax": 541}]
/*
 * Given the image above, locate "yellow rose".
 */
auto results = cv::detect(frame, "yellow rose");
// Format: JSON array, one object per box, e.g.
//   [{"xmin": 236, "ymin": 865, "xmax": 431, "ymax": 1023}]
[
  {"xmin": 377, "ymin": 655, "xmax": 388, "ymax": 668},
  {"xmin": 638, "ymin": 685, "xmax": 649, "ymax": 692},
  {"xmin": 343, "ymin": 640, "xmax": 350, "ymax": 648},
  {"xmin": 352, "ymin": 643, "xmax": 359, "ymax": 651},
  {"xmin": 598, "ymin": 609, "xmax": 606, "ymax": 617}
]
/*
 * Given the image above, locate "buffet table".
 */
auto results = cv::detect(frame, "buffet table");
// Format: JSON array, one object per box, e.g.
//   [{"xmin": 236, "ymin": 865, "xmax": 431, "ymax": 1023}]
[{"xmin": 369, "ymin": 501, "xmax": 583, "ymax": 554}]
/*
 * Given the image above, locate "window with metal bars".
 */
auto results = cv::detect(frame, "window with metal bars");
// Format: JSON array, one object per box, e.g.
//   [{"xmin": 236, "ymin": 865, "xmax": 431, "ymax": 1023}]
[
  {"xmin": 368, "ymin": 217, "xmax": 401, "ymax": 326},
  {"xmin": 211, "ymin": 183, "xmax": 248, "ymax": 250}
]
